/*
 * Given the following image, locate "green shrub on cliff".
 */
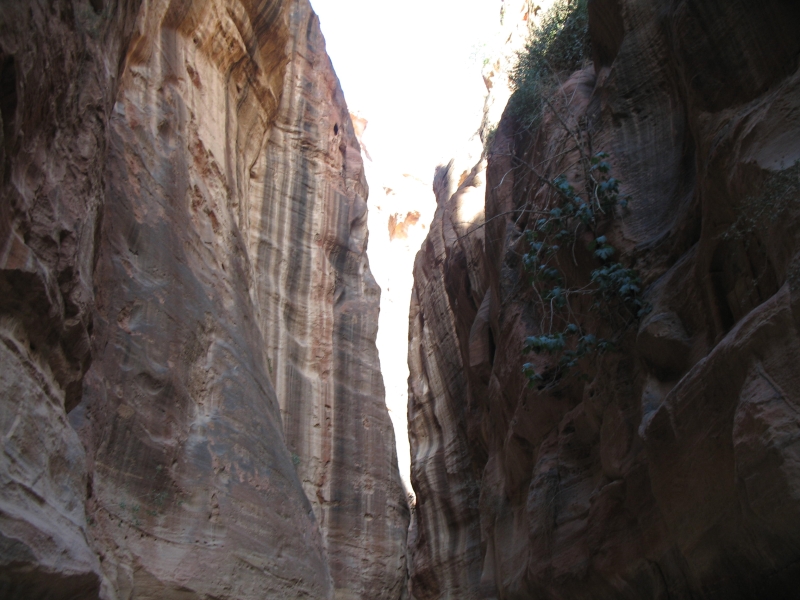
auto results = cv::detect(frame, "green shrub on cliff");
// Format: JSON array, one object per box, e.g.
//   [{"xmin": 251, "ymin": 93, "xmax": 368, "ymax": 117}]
[
  {"xmin": 520, "ymin": 153, "xmax": 649, "ymax": 387},
  {"xmin": 505, "ymin": 1, "xmax": 649, "ymax": 388},
  {"xmin": 509, "ymin": 0, "xmax": 590, "ymax": 128}
]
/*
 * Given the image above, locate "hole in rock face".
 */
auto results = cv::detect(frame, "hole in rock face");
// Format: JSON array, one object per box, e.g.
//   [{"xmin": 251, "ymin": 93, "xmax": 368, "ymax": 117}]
[
  {"xmin": 89, "ymin": 0, "xmax": 104, "ymax": 14},
  {"xmin": 333, "ymin": 123, "xmax": 339, "ymax": 135},
  {"xmin": 0, "ymin": 54, "xmax": 17, "ymax": 181},
  {"xmin": 0, "ymin": 56, "xmax": 16, "ymax": 123}
]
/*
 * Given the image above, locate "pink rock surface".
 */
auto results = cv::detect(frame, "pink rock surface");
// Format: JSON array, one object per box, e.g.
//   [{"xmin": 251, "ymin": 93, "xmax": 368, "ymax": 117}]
[{"xmin": 1, "ymin": 1, "xmax": 407, "ymax": 598}]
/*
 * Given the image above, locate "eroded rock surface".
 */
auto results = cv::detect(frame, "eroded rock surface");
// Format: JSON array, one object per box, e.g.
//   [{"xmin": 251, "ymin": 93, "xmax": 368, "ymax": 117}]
[
  {"xmin": 1, "ymin": 1, "xmax": 407, "ymax": 598},
  {"xmin": 1, "ymin": 3, "xmax": 143, "ymax": 596},
  {"xmin": 408, "ymin": 1, "xmax": 800, "ymax": 598}
]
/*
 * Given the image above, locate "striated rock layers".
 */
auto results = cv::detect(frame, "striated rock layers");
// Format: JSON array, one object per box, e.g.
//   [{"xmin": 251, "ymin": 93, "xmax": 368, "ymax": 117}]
[
  {"xmin": 408, "ymin": 0, "xmax": 800, "ymax": 598},
  {"xmin": 0, "ymin": 1, "xmax": 407, "ymax": 598}
]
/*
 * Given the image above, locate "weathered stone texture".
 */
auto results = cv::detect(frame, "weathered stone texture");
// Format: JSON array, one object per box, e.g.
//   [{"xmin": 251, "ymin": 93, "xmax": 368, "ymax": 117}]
[
  {"xmin": 1, "ymin": 1, "xmax": 406, "ymax": 598},
  {"xmin": 1, "ymin": 3, "xmax": 143, "ymax": 597},
  {"xmin": 407, "ymin": 159, "xmax": 490, "ymax": 599},
  {"xmin": 408, "ymin": 1, "xmax": 800, "ymax": 598},
  {"xmin": 250, "ymin": 3, "xmax": 408, "ymax": 597}
]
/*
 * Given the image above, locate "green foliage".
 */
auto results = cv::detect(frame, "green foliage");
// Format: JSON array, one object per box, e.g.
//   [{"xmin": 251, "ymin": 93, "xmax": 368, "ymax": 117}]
[
  {"xmin": 506, "ymin": 3, "xmax": 646, "ymax": 389},
  {"xmin": 521, "ymin": 153, "xmax": 649, "ymax": 387},
  {"xmin": 591, "ymin": 262, "xmax": 647, "ymax": 317},
  {"xmin": 523, "ymin": 328, "xmax": 609, "ymax": 383},
  {"xmin": 509, "ymin": 0, "xmax": 590, "ymax": 128}
]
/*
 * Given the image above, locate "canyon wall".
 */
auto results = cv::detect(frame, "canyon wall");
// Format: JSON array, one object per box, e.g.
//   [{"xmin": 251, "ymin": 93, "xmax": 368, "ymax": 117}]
[
  {"xmin": 408, "ymin": 0, "xmax": 800, "ymax": 598},
  {"xmin": 0, "ymin": 1, "xmax": 407, "ymax": 598}
]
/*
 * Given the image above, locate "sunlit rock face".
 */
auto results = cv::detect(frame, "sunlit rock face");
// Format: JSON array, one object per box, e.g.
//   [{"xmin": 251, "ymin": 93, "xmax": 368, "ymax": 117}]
[
  {"xmin": 247, "ymin": 4, "xmax": 408, "ymax": 598},
  {"xmin": 408, "ymin": 0, "xmax": 800, "ymax": 598},
  {"xmin": 0, "ymin": 1, "xmax": 406, "ymax": 598}
]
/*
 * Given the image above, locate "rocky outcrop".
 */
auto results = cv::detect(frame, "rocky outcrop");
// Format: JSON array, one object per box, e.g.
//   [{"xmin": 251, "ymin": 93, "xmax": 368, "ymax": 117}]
[
  {"xmin": 1, "ymin": 1, "xmax": 406, "ymax": 598},
  {"xmin": 408, "ymin": 1, "xmax": 800, "ymax": 598}
]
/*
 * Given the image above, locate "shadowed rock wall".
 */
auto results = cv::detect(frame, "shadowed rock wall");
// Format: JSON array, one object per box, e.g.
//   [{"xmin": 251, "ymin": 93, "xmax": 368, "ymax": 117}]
[
  {"xmin": 408, "ymin": 0, "xmax": 800, "ymax": 598},
  {"xmin": 0, "ymin": 1, "xmax": 407, "ymax": 598},
  {"xmin": 1, "ymin": 3, "xmax": 145, "ymax": 597}
]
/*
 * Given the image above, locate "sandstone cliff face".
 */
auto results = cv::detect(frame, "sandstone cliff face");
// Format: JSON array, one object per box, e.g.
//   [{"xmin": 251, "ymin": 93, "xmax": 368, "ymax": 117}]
[
  {"xmin": 0, "ymin": 1, "xmax": 406, "ymax": 598},
  {"xmin": 1, "ymin": 3, "xmax": 143, "ymax": 596},
  {"xmin": 408, "ymin": 1, "xmax": 800, "ymax": 598},
  {"xmin": 407, "ymin": 159, "xmax": 490, "ymax": 598}
]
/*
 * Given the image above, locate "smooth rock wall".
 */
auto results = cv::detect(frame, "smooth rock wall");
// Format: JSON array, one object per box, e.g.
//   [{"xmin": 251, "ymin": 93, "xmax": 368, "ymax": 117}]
[
  {"xmin": 1, "ymin": 1, "xmax": 407, "ymax": 598},
  {"xmin": 407, "ymin": 0, "xmax": 800, "ymax": 598}
]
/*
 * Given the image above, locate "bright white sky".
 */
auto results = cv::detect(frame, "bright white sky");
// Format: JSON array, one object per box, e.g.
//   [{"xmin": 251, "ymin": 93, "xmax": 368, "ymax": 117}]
[
  {"xmin": 311, "ymin": 0, "xmax": 504, "ymax": 178},
  {"xmin": 309, "ymin": 0, "xmax": 508, "ymax": 496}
]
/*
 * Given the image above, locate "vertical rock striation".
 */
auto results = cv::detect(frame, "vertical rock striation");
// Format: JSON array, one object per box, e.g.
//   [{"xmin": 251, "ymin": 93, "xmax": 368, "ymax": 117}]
[
  {"xmin": 250, "ymin": 3, "xmax": 408, "ymax": 597},
  {"xmin": 1, "ymin": 1, "xmax": 407, "ymax": 598},
  {"xmin": 408, "ymin": 0, "xmax": 800, "ymax": 598},
  {"xmin": 407, "ymin": 159, "xmax": 490, "ymax": 599}
]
